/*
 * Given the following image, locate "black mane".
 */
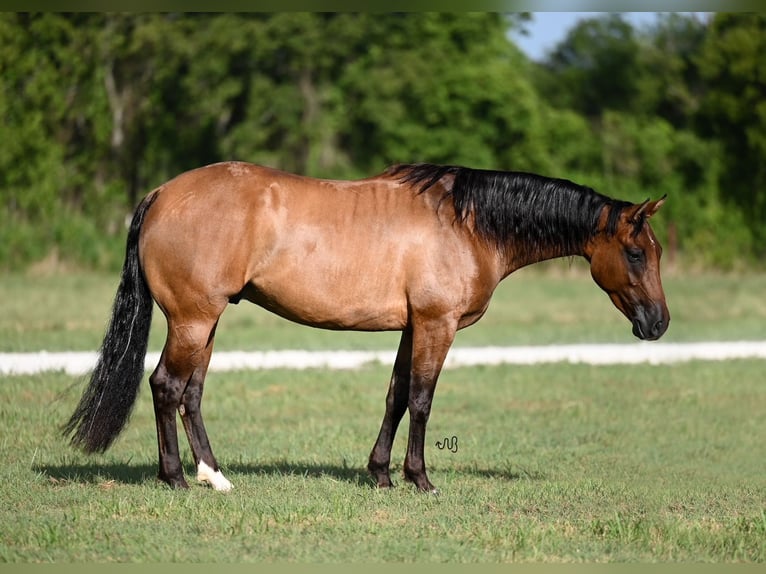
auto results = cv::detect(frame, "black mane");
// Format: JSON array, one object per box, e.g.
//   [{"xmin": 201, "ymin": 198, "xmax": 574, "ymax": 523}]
[{"xmin": 388, "ymin": 163, "xmax": 631, "ymax": 257}]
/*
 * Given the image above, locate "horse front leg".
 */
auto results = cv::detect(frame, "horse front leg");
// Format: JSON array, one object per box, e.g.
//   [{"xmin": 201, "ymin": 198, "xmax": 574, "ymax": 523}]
[
  {"xmin": 368, "ymin": 329, "xmax": 412, "ymax": 488},
  {"xmin": 402, "ymin": 317, "xmax": 456, "ymax": 493}
]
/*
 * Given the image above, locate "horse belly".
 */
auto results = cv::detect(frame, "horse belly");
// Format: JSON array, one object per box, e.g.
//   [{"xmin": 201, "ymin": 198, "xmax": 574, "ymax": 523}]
[{"xmin": 244, "ymin": 240, "xmax": 410, "ymax": 331}]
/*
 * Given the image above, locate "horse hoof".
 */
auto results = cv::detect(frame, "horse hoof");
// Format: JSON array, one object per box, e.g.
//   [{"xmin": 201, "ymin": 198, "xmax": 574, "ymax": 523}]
[
  {"xmin": 197, "ymin": 461, "xmax": 233, "ymax": 492},
  {"xmin": 376, "ymin": 480, "xmax": 395, "ymax": 490},
  {"xmin": 368, "ymin": 466, "xmax": 394, "ymax": 489},
  {"xmin": 417, "ymin": 484, "xmax": 439, "ymax": 495},
  {"xmin": 159, "ymin": 475, "xmax": 189, "ymax": 490}
]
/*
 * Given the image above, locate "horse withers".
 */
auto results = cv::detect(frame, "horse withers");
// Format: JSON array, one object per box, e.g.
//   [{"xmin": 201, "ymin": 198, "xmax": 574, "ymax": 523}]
[{"xmin": 64, "ymin": 162, "xmax": 669, "ymax": 493}]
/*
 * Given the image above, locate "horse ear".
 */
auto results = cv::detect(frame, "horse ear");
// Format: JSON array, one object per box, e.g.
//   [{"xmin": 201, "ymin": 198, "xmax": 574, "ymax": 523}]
[{"xmin": 630, "ymin": 194, "xmax": 667, "ymax": 222}]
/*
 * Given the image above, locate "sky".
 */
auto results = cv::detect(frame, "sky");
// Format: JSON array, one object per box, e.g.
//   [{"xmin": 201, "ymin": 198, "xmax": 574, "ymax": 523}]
[{"xmin": 511, "ymin": 12, "xmax": 667, "ymax": 61}]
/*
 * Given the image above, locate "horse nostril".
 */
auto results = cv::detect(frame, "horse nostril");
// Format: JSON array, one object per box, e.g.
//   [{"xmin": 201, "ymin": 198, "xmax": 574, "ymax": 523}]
[{"xmin": 652, "ymin": 319, "xmax": 664, "ymax": 338}]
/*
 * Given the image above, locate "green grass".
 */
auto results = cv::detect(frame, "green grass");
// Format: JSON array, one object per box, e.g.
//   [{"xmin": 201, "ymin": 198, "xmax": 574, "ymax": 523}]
[
  {"xmin": 1, "ymin": 264, "xmax": 765, "ymax": 352},
  {"xmin": 1, "ymin": 360, "xmax": 765, "ymax": 562}
]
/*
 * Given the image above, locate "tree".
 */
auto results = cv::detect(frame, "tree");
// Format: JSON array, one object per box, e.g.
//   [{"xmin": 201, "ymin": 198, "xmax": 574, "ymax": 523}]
[
  {"xmin": 539, "ymin": 14, "xmax": 641, "ymax": 117},
  {"xmin": 697, "ymin": 13, "xmax": 766, "ymax": 255},
  {"xmin": 219, "ymin": 13, "xmax": 367, "ymax": 176},
  {"xmin": 0, "ymin": 14, "xmax": 121, "ymax": 267},
  {"xmin": 635, "ymin": 13, "xmax": 708, "ymax": 130},
  {"xmin": 338, "ymin": 13, "xmax": 551, "ymax": 173},
  {"xmin": 0, "ymin": 13, "xmax": 762, "ymax": 270}
]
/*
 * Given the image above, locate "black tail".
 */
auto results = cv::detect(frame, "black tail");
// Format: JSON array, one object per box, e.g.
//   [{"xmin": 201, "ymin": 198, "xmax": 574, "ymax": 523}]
[{"xmin": 63, "ymin": 192, "xmax": 159, "ymax": 453}]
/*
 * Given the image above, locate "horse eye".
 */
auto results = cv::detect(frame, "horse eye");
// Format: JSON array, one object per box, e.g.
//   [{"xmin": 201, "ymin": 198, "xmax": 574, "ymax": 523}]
[{"xmin": 626, "ymin": 248, "xmax": 643, "ymax": 263}]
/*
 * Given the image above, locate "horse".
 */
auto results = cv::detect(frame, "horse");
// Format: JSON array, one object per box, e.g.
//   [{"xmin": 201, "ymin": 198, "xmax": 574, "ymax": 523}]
[{"xmin": 63, "ymin": 162, "xmax": 669, "ymax": 493}]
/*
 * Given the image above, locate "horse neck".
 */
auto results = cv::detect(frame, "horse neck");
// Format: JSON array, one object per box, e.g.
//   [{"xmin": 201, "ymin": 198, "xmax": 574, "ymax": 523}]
[
  {"xmin": 498, "ymin": 203, "xmax": 610, "ymax": 276},
  {"xmin": 501, "ymin": 239, "xmax": 588, "ymax": 276}
]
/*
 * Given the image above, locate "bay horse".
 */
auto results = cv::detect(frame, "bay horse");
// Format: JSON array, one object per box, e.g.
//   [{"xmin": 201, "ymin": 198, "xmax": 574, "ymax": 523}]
[{"xmin": 64, "ymin": 162, "xmax": 669, "ymax": 493}]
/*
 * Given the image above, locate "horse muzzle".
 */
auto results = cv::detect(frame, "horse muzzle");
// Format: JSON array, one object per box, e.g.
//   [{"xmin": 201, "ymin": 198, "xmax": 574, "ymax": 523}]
[{"xmin": 631, "ymin": 303, "xmax": 670, "ymax": 341}]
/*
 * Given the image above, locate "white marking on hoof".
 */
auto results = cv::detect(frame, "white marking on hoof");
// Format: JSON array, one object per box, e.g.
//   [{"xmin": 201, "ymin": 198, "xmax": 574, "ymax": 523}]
[{"xmin": 197, "ymin": 461, "xmax": 233, "ymax": 492}]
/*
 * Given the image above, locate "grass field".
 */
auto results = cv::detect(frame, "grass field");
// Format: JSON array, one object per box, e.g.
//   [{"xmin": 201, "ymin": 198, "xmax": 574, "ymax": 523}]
[
  {"xmin": 0, "ymin": 269, "xmax": 764, "ymax": 562},
  {"xmin": 1, "ymin": 361, "xmax": 765, "ymax": 562}
]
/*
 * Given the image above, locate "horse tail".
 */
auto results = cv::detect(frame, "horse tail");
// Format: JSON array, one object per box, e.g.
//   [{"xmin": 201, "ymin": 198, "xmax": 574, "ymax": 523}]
[{"xmin": 63, "ymin": 191, "xmax": 159, "ymax": 453}]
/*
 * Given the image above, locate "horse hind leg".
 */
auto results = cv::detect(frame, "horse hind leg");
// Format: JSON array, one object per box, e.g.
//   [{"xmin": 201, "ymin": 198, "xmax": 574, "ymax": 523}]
[
  {"xmin": 149, "ymin": 350, "xmax": 190, "ymax": 489},
  {"xmin": 150, "ymin": 317, "xmax": 230, "ymax": 490},
  {"xmin": 178, "ymin": 322, "xmax": 232, "ymax": 492}
]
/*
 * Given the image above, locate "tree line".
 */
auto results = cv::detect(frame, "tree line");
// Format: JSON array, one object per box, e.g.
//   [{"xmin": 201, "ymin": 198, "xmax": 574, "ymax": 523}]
[{"xmin": 1, "ymin": 12, "xmax": 764, "ymax": 271}]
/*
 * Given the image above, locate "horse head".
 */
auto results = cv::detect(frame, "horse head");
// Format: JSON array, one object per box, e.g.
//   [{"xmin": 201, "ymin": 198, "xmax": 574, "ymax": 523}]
[{"xmin": 586, "ymin": 197, "xmax": 670, "ymax": 341}]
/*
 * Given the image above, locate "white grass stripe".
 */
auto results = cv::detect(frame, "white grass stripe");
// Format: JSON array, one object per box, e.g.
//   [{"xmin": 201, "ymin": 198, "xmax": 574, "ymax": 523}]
[{"xmin": 1, "ymin": 342, "xmax": 766, "ymax": 376}]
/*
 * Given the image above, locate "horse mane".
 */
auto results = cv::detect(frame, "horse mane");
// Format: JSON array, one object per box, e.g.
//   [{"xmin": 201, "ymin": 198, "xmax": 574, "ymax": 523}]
[{"xmin": 387, "ymin": 163, "xmax": 631, "ymax": 256}]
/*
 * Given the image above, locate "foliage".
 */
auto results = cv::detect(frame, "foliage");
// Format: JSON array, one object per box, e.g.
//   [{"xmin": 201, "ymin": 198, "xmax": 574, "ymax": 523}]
[
  {"xmin": 534, "ymin": 12, "xmax": 763, "ymax": 267},
  {"xmin": 1, "ymin": 12, "xmax": 763, "ymax": 270},
  {"xmin": 697, "ymin": 13, "xmax": 766, "ymax": 252},
  {"xmin": 339, "ymin": 14, "xmax": 548, "ymax": 172},
  {"xmin": 541, "ymin": 14, "xmax": 642, "ymax": 117}
]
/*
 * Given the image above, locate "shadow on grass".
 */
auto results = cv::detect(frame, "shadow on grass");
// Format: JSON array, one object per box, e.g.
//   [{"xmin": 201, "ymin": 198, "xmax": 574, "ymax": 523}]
[
  {"xmin": 35, "ymin": 462, "xmax": 159, "ymax": 486},
  {"xmin": 35, "ymin": 459, "xmax": 541, "ymax": 489}
]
